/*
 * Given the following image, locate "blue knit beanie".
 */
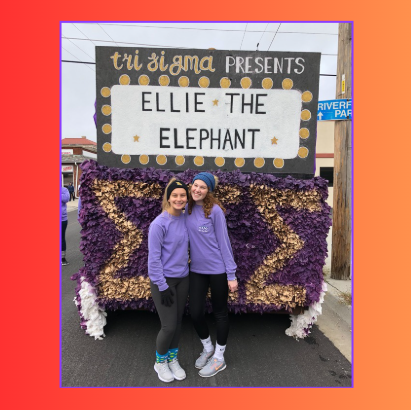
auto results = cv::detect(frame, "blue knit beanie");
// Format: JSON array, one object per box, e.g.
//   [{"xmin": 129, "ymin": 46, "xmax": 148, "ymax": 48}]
[{"xmin": 192, "ymin": 172, "xmax": 215, "ymax": 192}]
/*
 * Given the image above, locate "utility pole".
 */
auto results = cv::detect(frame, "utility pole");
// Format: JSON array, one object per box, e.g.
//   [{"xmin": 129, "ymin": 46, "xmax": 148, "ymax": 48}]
[{"xmin": 331, "ymin": 23, "xmax": 352, "ymax": 280}]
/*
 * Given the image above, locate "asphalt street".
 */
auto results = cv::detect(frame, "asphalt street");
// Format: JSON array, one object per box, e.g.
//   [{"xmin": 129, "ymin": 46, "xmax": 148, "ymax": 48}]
[{"xmin": 61, "ymin": 209, "xmax": 352, "ymax": 387}]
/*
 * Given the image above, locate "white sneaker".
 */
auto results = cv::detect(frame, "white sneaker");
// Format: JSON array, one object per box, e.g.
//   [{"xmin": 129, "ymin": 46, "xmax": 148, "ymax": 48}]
[
  {"xmin": 154, "ymin": 362, "xmax": 174, "ymax": 383},
  {"xmin": 168, "ymin": 358, "xmax": 186, "ymax": 380},
  {"xmin": 195, "ymin": 349, "xmax": 214, "ymax": 369}
]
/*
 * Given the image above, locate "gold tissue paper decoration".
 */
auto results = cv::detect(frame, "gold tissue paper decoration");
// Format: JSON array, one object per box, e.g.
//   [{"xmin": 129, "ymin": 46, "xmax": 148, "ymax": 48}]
[
  {"xmin": 92, "ymin": 179, "xmax": 163, "ymax": 301},
  {"xmin": 245, "ymin": 186, "xmax": 323, "ymax": 308}
]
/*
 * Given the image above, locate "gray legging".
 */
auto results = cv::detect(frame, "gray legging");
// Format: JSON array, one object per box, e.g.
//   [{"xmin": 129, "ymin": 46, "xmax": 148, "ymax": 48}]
[{"xmin": 150, "ymin": 275, "xmax": 189, "ymax": 355}]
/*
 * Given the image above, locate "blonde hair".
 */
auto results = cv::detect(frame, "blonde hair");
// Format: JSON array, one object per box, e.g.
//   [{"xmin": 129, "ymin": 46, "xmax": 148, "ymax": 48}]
[
  {"xmin": 162, "ymin": 178, "xmax": 177, "ymax": 211},
  {"xmin": 188, "ymin": 175, "xmax": 225, "ymax": 218}
]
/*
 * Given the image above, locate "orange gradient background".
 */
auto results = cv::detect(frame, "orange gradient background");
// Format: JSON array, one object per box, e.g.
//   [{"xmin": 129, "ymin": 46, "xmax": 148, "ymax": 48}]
[{"xmin": 2, "ymin": 1, "xmax": 409, "ymax": 409}]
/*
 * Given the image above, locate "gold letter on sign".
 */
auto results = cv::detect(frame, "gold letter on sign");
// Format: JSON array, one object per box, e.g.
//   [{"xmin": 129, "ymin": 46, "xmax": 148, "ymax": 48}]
[{"xmin": 92, "ymin": 179, "xmax": 163, "ymax": 301}]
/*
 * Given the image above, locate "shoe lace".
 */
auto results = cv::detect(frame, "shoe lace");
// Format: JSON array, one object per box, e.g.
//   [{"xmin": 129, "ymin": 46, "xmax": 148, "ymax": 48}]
[{"xmin": 169, "ymin": 358, "xmax": 182, "ymax": 368}]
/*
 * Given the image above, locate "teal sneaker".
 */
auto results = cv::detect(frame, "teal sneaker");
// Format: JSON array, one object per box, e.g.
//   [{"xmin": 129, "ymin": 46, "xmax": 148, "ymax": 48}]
[
  {"xmin": 195, "ymin": 349, "xmax": 214, "ymax": 369},
  {"xmin": 198, "ymin": 357, "xmax": 226, "ymax": 377}
]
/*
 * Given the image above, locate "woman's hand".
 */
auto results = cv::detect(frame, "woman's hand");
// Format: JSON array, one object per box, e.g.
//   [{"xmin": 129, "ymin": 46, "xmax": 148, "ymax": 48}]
[{"xmin": 228, "ymin": 279, "xmax": 238, "ymax": 292}]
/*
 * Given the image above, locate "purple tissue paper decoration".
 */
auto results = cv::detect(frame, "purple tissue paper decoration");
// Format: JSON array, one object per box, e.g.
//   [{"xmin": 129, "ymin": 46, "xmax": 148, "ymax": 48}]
[{"xmin": 72, "ymin": 160, "xmax": 331, "ymax": 318}]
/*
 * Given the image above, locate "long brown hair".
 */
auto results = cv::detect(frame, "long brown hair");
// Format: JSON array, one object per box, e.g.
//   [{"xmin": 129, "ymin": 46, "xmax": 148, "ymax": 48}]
[{"xmin": 188, "ymin": 175, "xmax": 225, "ymax": 218}]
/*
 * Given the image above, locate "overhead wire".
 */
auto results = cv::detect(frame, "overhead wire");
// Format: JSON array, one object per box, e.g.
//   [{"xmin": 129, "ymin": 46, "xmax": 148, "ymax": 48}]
[
  {"xmin": 240, "ymin": 23, "xmax": 248, "ymax": 50},
  {"xmin": 63, "ymin": 37, "xmax": 94, "ymax": 61},
  {"xmin": 61, "ymin": 37, "xmax": 338, "ymax": 55},
  {"xmin": 97, "ymin": 23, "xmax": 121, "ymax": 47},
  {"xmin": 61, "ymin": 47, "xmax": 95, "ymax": 71},
  {"xmin": 267, "ymin": 23, "xmax": 282, "ymax": 51},
  {"xmin": 256, "ymin": 23, "xmax": 270, "ymax": 50},
  {"xmin": 98, "ymin": 23, "xmax": 338, "ymax": 35}
]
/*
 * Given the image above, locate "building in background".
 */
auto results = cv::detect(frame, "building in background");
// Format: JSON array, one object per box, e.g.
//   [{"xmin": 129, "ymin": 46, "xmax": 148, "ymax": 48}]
[
  {"xmin": 61, "ymin": 136, "xmax": 97, "ymax": 196},
  {"xmin": 315, "ymin": 121, "xmax": 334, "ymax": 207}
]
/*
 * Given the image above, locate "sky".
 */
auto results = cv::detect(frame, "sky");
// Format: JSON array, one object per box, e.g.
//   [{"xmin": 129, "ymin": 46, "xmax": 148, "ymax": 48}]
[{"xmin": 61, "ymin": 22, "xmax": 339, "ymax": 141}]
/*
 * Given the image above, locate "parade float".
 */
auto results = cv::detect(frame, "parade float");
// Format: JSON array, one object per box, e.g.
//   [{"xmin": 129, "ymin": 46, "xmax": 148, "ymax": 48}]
[{"xmin": 72, "ymin": 47, "xmax": 331, "ymax": 340}]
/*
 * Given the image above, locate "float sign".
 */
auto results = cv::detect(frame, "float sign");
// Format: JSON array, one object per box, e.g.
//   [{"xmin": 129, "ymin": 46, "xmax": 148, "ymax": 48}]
[{"xmin": 96, "ymin": 47, "xmax": 320, "ymax": 175}]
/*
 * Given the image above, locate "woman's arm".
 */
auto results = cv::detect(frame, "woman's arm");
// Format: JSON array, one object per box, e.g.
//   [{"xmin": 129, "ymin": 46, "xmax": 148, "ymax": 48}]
[
  {"xmin": 211, "ymin": 206, "xmax": 237, "ymax": 281},
  {"xmin": 148, "ymin": 222, "xmax": 168, "ymax": 291},
  {"xmin": 61, "ymin": 187, "xmax": 70, "ymax": 203}
]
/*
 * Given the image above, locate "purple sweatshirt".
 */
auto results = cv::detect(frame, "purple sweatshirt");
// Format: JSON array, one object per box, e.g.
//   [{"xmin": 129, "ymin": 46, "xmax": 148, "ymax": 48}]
[
  {"xmin": 186, "ymin": 204, "xmax": 237, "ymax": 281},
  {"xmin": 61, "ymin": 187, "xmax": 70, "ymax": 221},
  {"xmin": 148, "ymin": 211, "xmax": 189, "ymax": 291}
]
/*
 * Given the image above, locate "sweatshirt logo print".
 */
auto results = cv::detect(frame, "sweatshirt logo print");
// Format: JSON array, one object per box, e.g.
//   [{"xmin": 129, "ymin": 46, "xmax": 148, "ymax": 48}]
[{"xmin": 198, "ymin": 225, "xmax": 209, "ymax": 233}]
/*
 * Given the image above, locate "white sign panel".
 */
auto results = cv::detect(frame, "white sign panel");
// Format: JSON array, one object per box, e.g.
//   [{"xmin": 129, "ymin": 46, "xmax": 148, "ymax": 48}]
[
  {"xmin": 111, "ymin": 85, "xmax": 302, "ymax": 159},
  {"xmin": 61, "ymin": 165, "xmax": 73, "ymax": 172},
  {"xmin": 62, "ymin": 149, "xmax": 73, "ymax": 155}
]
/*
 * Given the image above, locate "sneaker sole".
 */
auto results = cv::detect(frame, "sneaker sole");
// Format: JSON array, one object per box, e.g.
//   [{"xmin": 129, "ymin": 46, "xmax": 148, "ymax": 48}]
[
  {"xmin": 171, "ymin": 372, "xmax": 186, "ymax": 381},
  {"xmin": 154, "ymin": 364, "xmax": 174, "ymax": 383},
  {"xmin": 198, "ymin": 363, "xmax": 227, "ymax": 378}
]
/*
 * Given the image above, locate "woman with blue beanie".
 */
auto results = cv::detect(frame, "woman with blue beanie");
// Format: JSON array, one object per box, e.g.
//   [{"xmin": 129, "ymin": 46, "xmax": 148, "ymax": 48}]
[
  {"xmin": 148, "ymin": 178, "xmax": 190, "ymax": 383},
  {"xmin": 186, "ymin": 172, "xmax": 238, "ymax": 378}
]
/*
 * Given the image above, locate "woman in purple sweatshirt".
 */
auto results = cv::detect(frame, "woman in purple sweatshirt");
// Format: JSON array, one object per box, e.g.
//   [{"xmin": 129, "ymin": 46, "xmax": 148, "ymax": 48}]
[
  {"xmin": 148, "ymin": 178, "xmax": 190, "ymax": 383},
  {"xmin": 61, "ymin": 186, "xmax": 70, "ymax": 266},
  {"xmin": 186, "ymin": 172, "xmax": 238, "ymax": 378}
]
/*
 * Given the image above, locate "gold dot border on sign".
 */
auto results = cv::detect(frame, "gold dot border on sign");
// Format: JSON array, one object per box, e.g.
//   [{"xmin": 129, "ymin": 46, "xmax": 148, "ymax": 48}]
[
  {"xmin": 178, "ymin": 76, "xmax": 189, "ymax": 87},
  {"xmin": 156, "ymin": 155, "xmax": 167, "ymax": 165},
  {"xmin": 119, "ymin": 75, "xmax": 130, "ymax": 85},
  {"xmin": 298, "ymin": 147, "xmax": 309, "ymax": 158},
  {"xmin": 215, "ymin": 157, "xmax": 225, "ymax": 167},
  {"xmin": 241, "ymin": 77, "xmax": 252, "ymax": 89},
  {"xmin": 102, "ymin": 143, "xmax": 112, "ymax": 153},
  {"xmin": 139, "ymin": 155, "xmax": 149, "ymax": 165},
  {"xmin": 234, "ymin": 158, "xmax": 245, "ymax": 168},
  {"xmin": 198, "ymin": 77, "xmax": 210, "ymax": 88},
  {"xmin": 101, "ymin": 105, "xmax": 111, "ymax": 116},
  {"xmin": 299, "ymin": 128, "xmax": 310, "ymax": 139},
  {"xmin": 302, "ymin": 91, "xmax": 313, "ymax": 102},
  {"xmin": 194, "ymin": 156, "xmax": 204, "ymax": 166},
  {"xmin": 301, "ymin": 109, "xmax": 311, "ymax": 121},
  {"xmin": 254, "ymin": 157, "xmax": 265, "ymax": 168},
  {"xmin": 138, "ymin": 75, "xmax": 150, "ymax": 86},
  {"xmin": 159, "ymin": 75, "xmax": 170, "ymax": 86},
  {"xmin": 121, "ymin": 154, "xmax": 131, "ymax": 164},
  {"xmin": 220, "ymin": 77, "xmax": 231, "ymax": 88},
  {"xmin": 282, "ymin": 78, "xmax": 293, "ymax": 90},
  {"xmin": 273, "ymin": 158, "xmax": 284, "ymax": 168},
  {"xmin": 101, "ymin": 87, "xmax": 111, "ymax": 97},
  {"xmin": 175, "ymin": 156, "xmax": 185, "ymax": 166},
  {"xmin": 102, "ymin": 124, "xmax": 112, "ymax": 134},
  {"xmin": 262, "ymin": 78, "xmax": 273, "ymax": 89}
]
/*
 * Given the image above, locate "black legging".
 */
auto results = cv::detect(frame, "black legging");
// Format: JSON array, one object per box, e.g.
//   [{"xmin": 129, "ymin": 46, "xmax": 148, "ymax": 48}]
[
  {"xmin": 189, "ymin": 271, "xmax": 229, "ymax": 346},
  {"xmin": 150, "ymin": 275, "xmax": 190, "ymax": 355},
  {"xmin": 61, "ymin": 220, "xmax": 68, "ymax": 252}
]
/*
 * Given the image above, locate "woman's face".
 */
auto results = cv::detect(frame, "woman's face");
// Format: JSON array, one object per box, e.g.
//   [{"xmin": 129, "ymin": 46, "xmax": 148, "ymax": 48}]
[
  {"xmin": 191, "ymin": 179, "xmax": 208, "ymax": 202},
  {"xmin": 168, "ymin": 188, "xmax": 187, "ymax": 211}
]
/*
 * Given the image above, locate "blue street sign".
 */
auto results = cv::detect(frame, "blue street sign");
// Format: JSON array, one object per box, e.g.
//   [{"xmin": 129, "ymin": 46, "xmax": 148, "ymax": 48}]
[{"xmin": 317, "ymin": 99, "xmax": 352, "ymax": 121}]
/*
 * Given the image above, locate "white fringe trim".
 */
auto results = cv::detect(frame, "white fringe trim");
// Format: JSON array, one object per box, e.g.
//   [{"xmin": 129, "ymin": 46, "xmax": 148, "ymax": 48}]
[
  {"xmin": 74, "ymin": 276, "xmax": 107, "ymax": 340},
  {"xmin": 285, "ymin": 281, "xmax": 327, "ymax": 339}
]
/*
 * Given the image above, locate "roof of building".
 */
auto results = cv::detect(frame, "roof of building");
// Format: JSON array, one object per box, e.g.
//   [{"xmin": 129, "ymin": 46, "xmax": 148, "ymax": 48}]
[
  {"xmin": 62, "ymin": 137, "xmax": 97, "ymax": 146},
  {"xmin": 61, "ymin": 155, "xmax": 91, "ymax": 164}
]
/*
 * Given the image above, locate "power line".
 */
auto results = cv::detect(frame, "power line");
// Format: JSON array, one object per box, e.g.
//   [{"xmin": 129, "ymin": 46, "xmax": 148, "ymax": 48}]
[
  {"xmin": 61, "ymin": 37, "xmax": 338, "ymax": 55},
  {"xmin": 98, "ymin": 23, "xmax": 338, "ymax": 35},
  {"xmin": 63, "ymin": 37, "xmax": 94, "ymax": 60},
  {"xmin": 256, "ymin": 23, "xmax": 270, "ymax": 50},
  {"xmin": 240, "ymin": 23, "xmax": 248, "ymax": 50},
  {"xmin": 61, "ymin": 48, "xmax": 95, "ymax": 71},
  {"xmin": 72, "ymin": 23, "xmax": 98, "ymax": 46},
  {"xmin": 97, "ymin": 23, "xmax": 121, "ymax": 47},
  {"xmin": 267, "ymin": 23, "xmax": 281, "ymax": 51}
]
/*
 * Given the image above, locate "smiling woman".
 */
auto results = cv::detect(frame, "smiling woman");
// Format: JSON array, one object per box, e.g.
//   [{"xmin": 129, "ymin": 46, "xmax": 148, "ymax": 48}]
[{"xmin": 147, "ymin": 177, "xmax": 190, "ymax": 383}]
